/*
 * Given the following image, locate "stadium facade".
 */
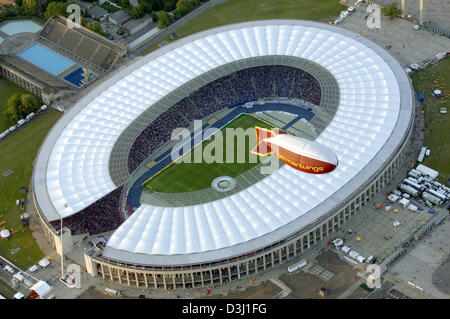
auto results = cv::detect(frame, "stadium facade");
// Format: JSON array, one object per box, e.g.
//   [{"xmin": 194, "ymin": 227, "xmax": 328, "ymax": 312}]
[{"xmin": 32, "ymin": 20, "xmax": 415, "ymax": 289}]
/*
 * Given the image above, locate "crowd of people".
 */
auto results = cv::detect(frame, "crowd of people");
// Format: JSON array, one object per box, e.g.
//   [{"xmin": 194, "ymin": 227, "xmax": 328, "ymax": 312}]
[
  {"xmin": 127, "ymin": 65, "xmax": 321, "ymax": 172},
  {"xmin": 50, "ymin": 187, "xmax": 124, "ymax": 235}
]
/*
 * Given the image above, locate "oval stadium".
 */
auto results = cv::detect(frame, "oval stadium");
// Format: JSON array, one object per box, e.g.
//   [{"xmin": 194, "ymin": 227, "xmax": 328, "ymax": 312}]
[{"xmin": 32, "ymin": 20, "xmax": 415, "ymax": 290}]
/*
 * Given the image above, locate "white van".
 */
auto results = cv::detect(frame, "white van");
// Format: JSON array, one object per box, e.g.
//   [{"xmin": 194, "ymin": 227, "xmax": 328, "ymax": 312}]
[
  {"xmin": 13, "ymin": 273, "xmax": 24, "ymax": 282},
  {"xmin": 4, "ymin": 265, "xmax": 15, "ymax": 275},
  {"xmin": 13, "ymin": 292, "xmax": 25, "ymax": 299},
  {"xmin": 341, "ymin": 246, "xmax": 351, "ymax": 254},
  {"xmin": 104, "ymin": 288, "xmax": 122, "ymax": 296}
]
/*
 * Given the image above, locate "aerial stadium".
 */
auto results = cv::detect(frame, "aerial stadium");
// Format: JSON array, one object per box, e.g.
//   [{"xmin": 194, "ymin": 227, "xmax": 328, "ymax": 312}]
[{"xmin": 32, "ymin": 20, "xmax": 415, "ymax": 289}]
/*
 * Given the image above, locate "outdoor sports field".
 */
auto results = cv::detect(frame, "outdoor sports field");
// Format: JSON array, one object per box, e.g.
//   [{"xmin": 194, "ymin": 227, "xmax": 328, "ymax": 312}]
[{"xmin": 143, "ymin": 114, "xmax": 275, "ymax": 193}]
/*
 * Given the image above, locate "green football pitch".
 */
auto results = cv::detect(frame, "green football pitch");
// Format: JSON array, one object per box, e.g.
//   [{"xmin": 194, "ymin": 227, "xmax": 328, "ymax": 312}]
[{"xmin": 143, "ymin": 114, "xmax": 275, "ymax": 193}]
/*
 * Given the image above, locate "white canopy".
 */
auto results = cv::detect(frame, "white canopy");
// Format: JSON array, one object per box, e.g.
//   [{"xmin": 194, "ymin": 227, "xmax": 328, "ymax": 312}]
[
  {"xmin": 0, "ymin": 229, "xmax": 10, "ymax": 238},
  {"xmin": 30, "ymin": 281, "xmax": 52, "ymax": 297}
]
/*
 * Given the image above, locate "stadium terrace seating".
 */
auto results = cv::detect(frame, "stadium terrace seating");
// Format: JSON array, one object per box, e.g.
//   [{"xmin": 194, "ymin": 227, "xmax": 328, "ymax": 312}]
[
  {"xmin": 39, "ymin": 16, "xmax": 125, "ymax": 71},
  {"xmin": 49, "ymin": 187, "xmax": 124, "ymax": 235},
  {"xmin": 127, "ymin": 65, "xmax": 321, "ymax": 173}
]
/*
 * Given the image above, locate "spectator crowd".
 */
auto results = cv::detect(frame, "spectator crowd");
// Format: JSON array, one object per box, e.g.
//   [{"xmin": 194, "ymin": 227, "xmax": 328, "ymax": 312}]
[{"xmin": 50, "ymin": 187, "xmax": 124, "ymax": 235}]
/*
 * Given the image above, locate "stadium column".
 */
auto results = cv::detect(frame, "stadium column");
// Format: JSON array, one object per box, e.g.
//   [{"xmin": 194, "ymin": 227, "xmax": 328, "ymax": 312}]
[
  {"xmin": 263, "ymin": 255, "xmax": 267, "ymax": 270},
  {"xmin": 126, "ymin": 270, "xmax": 130, "ymax": 286},
  {"xmin": 219, "ymin": 269, "xmax": 223, "ymax": 285},
  {"xmin": 300, "ymin": 237, "xmax": 304, "ymax": 253},
  {"xmin": 109, "ymin": 267, "xmax": 113, "ymax": 281},
  {"xmin": 144, "ymin": 272, "xmax": 148, "ymax": 288},
  {"xmin": 117, "ymin": 269, "xmax": 122, "ymax": 284},
  {"xmin": 100, "ymin": 264, "xmax": 105, "ymax": 279},
  {"xmin": 153, "ymin": 275, "xmax": 157, "ymax": 289},
  {"xmin": 200, "ymin": 271, "xmax": 205, "ymax": 287},
  {"xmin": 135, "ymin": 272, "xmax": 139, "ymax": 287},
  {"xmin": 182, "ymin": 273, "xmax": 186, "ymax": 289},
  {"xmin": 191, "ymin": 273, "xmax": 195, "ymax": 287},
  {"xmin": 271, "ymin": 252, "xmax": 275, "ymax": 268},
  {"xmin": 246, "ymin": 261, "xmax": 250, "ymax": 277},
  {"xmin": 162, "ymin": 274, "xmax": 167, "ymax": 289},
  {"xmin": 172, "ymin": 274, "xmax": 176, "ymax": 289}
]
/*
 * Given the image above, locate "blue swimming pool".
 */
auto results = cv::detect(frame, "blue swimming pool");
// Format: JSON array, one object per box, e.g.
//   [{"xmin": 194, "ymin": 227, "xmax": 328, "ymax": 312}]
[
  {"xmin": 17, "ymin": 43, "xmax": 75, "ymax": 75},
  {"xmin": 64, "ymin": 67, "xmax": 88, "ymax": 87}
]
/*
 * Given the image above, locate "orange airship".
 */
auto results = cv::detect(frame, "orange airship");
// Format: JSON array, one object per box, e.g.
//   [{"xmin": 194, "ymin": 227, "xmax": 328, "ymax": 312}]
[{"xmin": 251, "ymin": 127, "xmax": 338, "ymax": 174}]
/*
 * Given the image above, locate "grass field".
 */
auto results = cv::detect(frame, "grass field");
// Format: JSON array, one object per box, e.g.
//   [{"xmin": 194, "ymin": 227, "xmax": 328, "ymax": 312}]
[
  {"xmin": 141, "ymin": 0, "xmax": 345, "ymax": 56},
  {"xmin": 410, "ymin": 57, "xmax": 450, "ymax": 184},
  {"xmin": 0, "ymin": 78, "xmax": 33, "ymax": 132},
  {"xmin": 0, "ymin": 109, "xmax": 61, "ymax": 269},
  {"xmin": 143, "ymin": 114, "xmax": 274, "ymax": 193}
]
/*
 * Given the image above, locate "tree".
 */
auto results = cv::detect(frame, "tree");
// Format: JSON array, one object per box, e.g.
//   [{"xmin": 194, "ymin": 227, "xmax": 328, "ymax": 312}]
[
  {"xmin": 130, "ymin": 5, "xmax": 145, "ymax": 19},
  {"xmin": 44, "ymin": 1, "xmax": 67, "ymax": 20},
  {"xmin": 86, "ymin": 21, "xmax": 102, "ymax": 33},
  {"xmin": 22, "ymin": 0, "xmax": 38, "ymax": 15},
  {"xmin": 157, "ymin": 10, "xmax": 171, "ymax": 28},
  {"xmin": 175, "ymin": 0, "xmax": 192, "ymax": 16},
  {"xmin": 381, "ymin": 2, "xmax": 401, "ymax": 20},
  {"xmin": 3, "ymin": 94, "xmax": 41, "ymax": 124}
]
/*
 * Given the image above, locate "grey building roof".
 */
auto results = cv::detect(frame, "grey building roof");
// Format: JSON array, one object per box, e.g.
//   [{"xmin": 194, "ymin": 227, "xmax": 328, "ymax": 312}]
[
  {"xmin": 109, "ymin": 10, "xmax": 131, "ymax": 25},
  {"xmin": 87, "ymin": 6, "xmax": 108, "ymax": 19}
]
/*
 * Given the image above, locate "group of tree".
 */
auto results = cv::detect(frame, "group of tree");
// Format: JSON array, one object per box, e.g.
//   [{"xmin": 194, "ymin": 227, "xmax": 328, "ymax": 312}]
[
  {"xmin": 381, "ymin": 2, "xmax": 401, "ymax": 20},
  {"xmin": 3, "ymin": 94, "xmax": 42, "ymax": 124}
]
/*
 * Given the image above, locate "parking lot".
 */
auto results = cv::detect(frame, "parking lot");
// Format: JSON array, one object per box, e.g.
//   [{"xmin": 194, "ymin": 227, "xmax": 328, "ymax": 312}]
[{"xmin": 337, "ymin": 2, "xmax": 450, "ymax": 67}]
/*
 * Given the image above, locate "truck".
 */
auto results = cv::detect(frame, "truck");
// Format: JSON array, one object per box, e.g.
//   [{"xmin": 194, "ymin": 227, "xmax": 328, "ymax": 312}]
[
  {"xmin": 349, "ymin": 250, "xmax": 359, "ymax": 259},
  {"xmin": 417, "ymin": 146, "xmax": 427, "ymax": 163},
  {"xmin": 403, "ymin": 178, "xmax": 423, "ymax": 191},
  {"xmin": 356, "ymin": 255, "xmax": 366, "ymax": 263},
  {"xmin": 399, "ymin": 184, "xmax": 419, "ymax": 197},
  {"xmin": 288, "ymin": 259, "xmax": 307, "ymax": 273},
  {"xmin": 422, "ymin": 191, "xmax": 443, "ymax": 205},
  {"xmin": 427, "ymin": 189, "xmax": 448, "ymax": 202},
  {"xmin": 104, "ymin": 288, "xmax": 122, "ymax": 296}
]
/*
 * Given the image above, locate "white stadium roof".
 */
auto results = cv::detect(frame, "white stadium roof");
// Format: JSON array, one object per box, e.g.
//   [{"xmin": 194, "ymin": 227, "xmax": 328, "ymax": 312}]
[{"xmin": 33, "ymin": 20, "xmax": 413, "ymax": 266}]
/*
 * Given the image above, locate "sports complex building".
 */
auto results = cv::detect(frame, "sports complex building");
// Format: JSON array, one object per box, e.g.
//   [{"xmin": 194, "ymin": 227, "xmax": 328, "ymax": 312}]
[
  {"xmin": 32, "ymin": 20, "xmax": 415, "ymax": 289},
  {"xmin": 0, "ymin": 16, "xmax": 126, "ymax": 104}
]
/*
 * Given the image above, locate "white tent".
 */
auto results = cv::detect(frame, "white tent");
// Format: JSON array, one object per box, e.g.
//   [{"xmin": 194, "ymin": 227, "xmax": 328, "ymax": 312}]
[
  {"xmin": 30, "ymin": 281, "xmax": 52, "ymax": 297},
  {"xmin": 0, "ymin": 229, "xmax": 10, "ymax": 239},
  {"xmin": 399, "ymin": 198, "xmax": 410, "ymax": 208}
]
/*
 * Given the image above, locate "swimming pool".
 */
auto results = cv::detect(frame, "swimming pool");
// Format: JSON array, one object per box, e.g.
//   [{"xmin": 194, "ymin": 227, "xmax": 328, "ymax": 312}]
[
  {"xmin": 17, "ymin": 43, "xmax": 75, "ymax": 76},
  {"xmin": 64, "ymin": 67, "xmax": 91, "ymax": 87},
  {"xmin": 0, "ymin": 20, "xmax": 42, "ymax": 35}
]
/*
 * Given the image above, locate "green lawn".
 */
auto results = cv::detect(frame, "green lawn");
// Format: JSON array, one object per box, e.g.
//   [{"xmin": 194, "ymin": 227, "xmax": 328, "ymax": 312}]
[
  {"xmin": 143, "ymin": 114, "xmax": 274, "ymax": 193},
  {"xmin": 410, "ymin": 57, "xmax": 450, "ymax": 184},
  {"xmin": 141, "ymin": 0, "xmax": 345, "ymax": 55},
  {"xmin": 0, "ymin": 78, "xmax": 32, "ymax": 132},
  {"xmin": 0, "ymin": 109, "xmax": 62, "ymax": 269}
]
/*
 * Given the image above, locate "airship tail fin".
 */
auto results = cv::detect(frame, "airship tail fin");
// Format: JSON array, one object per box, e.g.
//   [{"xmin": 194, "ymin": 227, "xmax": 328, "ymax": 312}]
[
  {"xmin": 251, "ymin": 127, "xmax": 288, "ymax": 156},
  {"xmin": 251, "ymin": 140, "xmax": 273, "ymax": 156}
]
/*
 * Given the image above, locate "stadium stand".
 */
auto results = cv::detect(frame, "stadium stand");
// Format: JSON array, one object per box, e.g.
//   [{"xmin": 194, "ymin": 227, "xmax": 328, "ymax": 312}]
[
  {"xmin": 39, "ymin": 16, "xmax": 127, "ymax": 72},
  {"xmin": 127, "ymin": 65, "xmax": 321, "ymax": 173},
  {"xmin": 49, "ymin": 187, "xmax": 124, "ymax": 235}
]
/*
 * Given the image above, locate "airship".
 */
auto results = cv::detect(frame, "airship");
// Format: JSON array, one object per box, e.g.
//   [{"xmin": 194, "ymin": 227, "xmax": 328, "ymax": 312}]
[{"xmin": 251, "ymin": 127, "xmax": 338, "ymax": 174}]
